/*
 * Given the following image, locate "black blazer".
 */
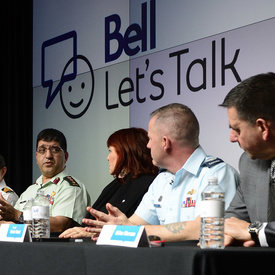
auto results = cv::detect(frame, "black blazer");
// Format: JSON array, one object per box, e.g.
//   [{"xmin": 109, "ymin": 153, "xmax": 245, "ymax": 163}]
[{"xmin": 89, "ymin": 173, "xmax": 156, "ymax": 219}]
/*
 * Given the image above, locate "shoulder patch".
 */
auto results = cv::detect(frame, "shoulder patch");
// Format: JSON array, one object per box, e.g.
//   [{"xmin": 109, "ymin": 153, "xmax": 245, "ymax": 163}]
[
  {"xmin": 2, "ymin": 187, "xmax": 13, "ymax": 193},
  {"xmin": 202, "ymin": 157, "xmax": 224, "ymax": 168},
  {"xmin": 63, "ymin": 176, "xmax": 80, "ymax": 187}
]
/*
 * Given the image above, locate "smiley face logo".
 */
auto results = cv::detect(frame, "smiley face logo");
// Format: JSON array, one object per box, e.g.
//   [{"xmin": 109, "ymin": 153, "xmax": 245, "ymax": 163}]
[{"xmin": 60, "ymin": 55, "xmax": 94, "ymax": 119}]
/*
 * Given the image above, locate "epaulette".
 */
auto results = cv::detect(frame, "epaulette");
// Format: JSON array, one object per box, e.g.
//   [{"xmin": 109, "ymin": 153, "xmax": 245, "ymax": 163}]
[
  {"xmin": 2, "ymin": 187, "xmax": 13, "ymax": 193},
  {"xmin": 63, "ymin": 176, "xmax": 80, "ymax": 187},
  {"xmin": 202, "ymin": 157, "xmax": 224, "ymax": 168}
]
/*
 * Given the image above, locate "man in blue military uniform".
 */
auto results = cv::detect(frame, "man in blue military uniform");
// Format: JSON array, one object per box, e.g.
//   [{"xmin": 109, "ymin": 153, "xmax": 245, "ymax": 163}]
[{"xmin": 0, "ymin": 128, "xmax": 91, "ymax": 232}]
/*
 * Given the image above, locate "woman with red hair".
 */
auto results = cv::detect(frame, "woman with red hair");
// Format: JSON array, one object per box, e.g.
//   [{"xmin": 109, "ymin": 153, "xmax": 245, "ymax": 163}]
[{"xmin": 60, "ymin": 127, "xmax": 158, "ymax": 238}]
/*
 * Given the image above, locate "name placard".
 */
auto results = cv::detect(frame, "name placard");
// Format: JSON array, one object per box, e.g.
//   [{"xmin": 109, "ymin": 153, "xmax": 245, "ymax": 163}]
[
  {"xmin": 96, "ymin": 225, "xmax": 149, "ymax": 248},
  {"xmin": 0, "ymin": 224, "xmax": 32, "ymax": 242}
]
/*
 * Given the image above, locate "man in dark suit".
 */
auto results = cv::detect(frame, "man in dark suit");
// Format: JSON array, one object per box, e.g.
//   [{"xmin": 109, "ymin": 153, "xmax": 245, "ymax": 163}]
[{"xmin": 220, "ymin": 72, "xmax": 275, "ymax": 247}]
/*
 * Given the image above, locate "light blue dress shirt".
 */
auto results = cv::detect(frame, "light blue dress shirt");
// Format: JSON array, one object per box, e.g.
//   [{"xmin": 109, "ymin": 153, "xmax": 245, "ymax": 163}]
[{"xmin": 135, "ymin": 146, "xmax": 239, "ymax": 225}]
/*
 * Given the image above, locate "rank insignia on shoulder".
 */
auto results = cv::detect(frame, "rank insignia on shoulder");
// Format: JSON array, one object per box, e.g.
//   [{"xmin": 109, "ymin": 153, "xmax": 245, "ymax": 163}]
[
  {"xmin": 2, "ymin": 187, "xmax": 13, "ymax": 193},
  {"xmin": 203, "ymin": 157, "xmax": 224, "ymax": 168},
  {"xmin": 64, "ymin": 176, "xmax": 80, "ymax": 187}
]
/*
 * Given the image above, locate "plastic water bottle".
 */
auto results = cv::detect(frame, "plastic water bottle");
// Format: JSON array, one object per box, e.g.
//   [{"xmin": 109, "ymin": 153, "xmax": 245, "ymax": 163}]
[
  {"xmin": 23, "ymin": 198, "xmax": 33, "ymax": 235},
  {"xmin": 200, "ymin": 177, "xmax": 225, "ymax": 249},
  {"xmin": 32, "ymin": 190, "xmax": 50, "ymax": 238}
]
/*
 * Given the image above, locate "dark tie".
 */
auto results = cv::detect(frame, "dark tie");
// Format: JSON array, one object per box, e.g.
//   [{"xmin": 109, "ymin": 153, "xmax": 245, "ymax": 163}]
[{"xmin": 268, "ymin": 159, "xmax": 275, "ymax": 221}]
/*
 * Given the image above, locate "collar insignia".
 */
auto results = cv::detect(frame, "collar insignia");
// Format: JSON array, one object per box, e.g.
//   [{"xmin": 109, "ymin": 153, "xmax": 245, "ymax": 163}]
[{"xmin": 53, "ymin": 177, "xmax": 60, "ymax": 184}]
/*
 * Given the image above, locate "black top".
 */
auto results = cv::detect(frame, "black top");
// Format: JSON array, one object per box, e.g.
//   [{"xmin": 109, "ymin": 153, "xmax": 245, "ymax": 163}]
[{"xmin": 89, "ymin": 174, "xmax": 156, "ymax": 219}]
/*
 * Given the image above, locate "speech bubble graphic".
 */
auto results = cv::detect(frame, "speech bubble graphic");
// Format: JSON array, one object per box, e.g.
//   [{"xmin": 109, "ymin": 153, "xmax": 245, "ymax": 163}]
[{"xmin": 41, "ymin": 31, "xmax": 77, "ymax": 108}]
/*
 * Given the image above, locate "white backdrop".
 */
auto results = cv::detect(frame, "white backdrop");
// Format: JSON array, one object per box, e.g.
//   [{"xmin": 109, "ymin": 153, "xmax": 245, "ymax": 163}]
[{"xmin": 33, "ymin": 0, "xmax": 275, "ymax": 203}]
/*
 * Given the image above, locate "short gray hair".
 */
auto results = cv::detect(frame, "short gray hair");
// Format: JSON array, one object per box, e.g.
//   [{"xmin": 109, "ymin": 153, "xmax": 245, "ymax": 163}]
[{"xmin": 150, "ymin": 103, "xmax": 200, "ymax": 147}]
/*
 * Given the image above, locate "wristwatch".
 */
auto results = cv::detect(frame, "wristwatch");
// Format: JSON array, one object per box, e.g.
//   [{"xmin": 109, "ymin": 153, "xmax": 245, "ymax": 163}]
[
  {"xmin": 248, "ymin": 221, "xmax": 263, "ymax": 243},
  {"xmin": 17, "ymin": 212, "xmax": 24, "ymax": 223}
]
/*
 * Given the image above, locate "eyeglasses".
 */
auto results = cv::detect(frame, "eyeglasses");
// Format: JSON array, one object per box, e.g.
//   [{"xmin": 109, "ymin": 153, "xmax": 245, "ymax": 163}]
[{"xmin": 36, "ymin": 146, "xmax": 63, "ymax": 155}]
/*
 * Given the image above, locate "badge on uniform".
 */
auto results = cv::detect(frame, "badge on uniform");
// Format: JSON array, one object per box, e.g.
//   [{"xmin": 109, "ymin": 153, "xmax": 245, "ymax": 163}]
[
  {"xmin": 181, "ymin": 197, "xmax": 196, "ymax": 208},
  {"xmin": 154, "ymin": 196, "xmax": 163, "ymax": 208},
  {"xmin": 46, "ymin": 194, "xmax": 55, "ymax": 205},
  {"xmin": 187, "ymin": 189, "xmax": 196, "ymax": 195}
]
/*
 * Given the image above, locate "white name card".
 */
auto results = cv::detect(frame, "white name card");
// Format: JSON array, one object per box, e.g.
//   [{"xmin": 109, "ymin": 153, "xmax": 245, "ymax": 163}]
[
  {"xmin": 0, "ymin": 224, "xmax": 32, "ymax": 242},
  {"xmin": 96, "ymin": 225, "xmax": 149, "ymax": 248}
]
